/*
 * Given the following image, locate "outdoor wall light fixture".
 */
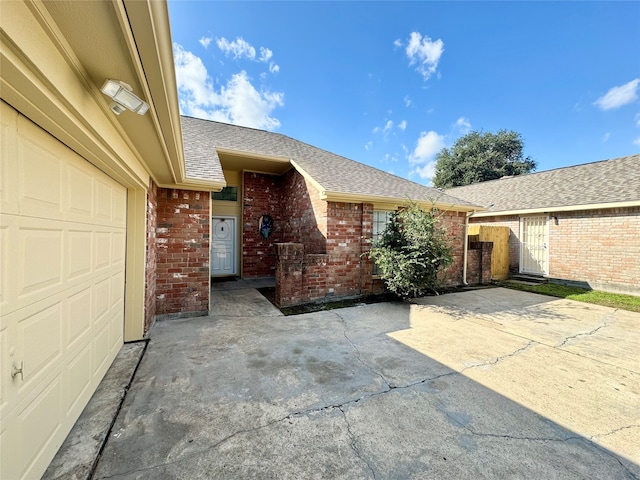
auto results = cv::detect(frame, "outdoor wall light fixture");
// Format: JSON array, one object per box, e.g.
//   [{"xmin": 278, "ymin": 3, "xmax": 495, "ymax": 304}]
[{"xmin": 101, "ymin": 79, "xmax": 149, "ymax": 115}]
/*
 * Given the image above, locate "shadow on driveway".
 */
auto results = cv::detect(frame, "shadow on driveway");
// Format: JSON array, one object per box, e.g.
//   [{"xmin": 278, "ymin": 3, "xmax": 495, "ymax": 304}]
[{"xmin": 92, "ymin": 288, "xmax": 639, "ymax": 479}]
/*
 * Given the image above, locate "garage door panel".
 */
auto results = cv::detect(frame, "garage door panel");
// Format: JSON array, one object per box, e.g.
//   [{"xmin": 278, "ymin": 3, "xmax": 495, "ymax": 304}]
[
  {"xmin": 67, "ymin": 287, "xmax": 92, "ymax": 348},
  {"xmin": 18, "ymin": 227, "xmax": 63, "ymax": 298},
  {"xmin": 110, "ymin": 311, "xmax": 124, "ymax": 351},
  {"xmin": 1, "ymin": 103, "xmax": 127, "ymax": 479},
  {"xmin": 18, "ymin": 303, "xmax": 63, "ymax": 394},
  {"xmin": 0, "ymin": 323, "xmax": 14, "ymax": 420},
  {"xmin": 94, "ymin": 231, "xmax": 112, "ymax": 270},
  {"xmin": 113, "ymin": 231, "xmax": 126, "ymax": 265},
  {"xmin": 0, "ymin": 110, "xmax": 19, "ymax": 215},
  {"xmin": 3, "ymin": 215, "xmax": 124, "ymax": 317},
  {"xmin": 93, "ymin": 323, "xmax": 111, "ymax": 377},
  {"xmin": 65, "ymin": 345, "xmax": 92, "ymax": 416},
  {"xmin": 65, "ymin": 163, "xmax": 94, "ymax": 221},
  {"xmin": 68, "ymin": 230, "xmax": 93, "ymax": 279},
  {"xmin": 113, "ymin": 188, "xmax": 127, "ymax": 226},
  {"xmin": 94, "ymin": 179, "xmax": 114, "ymax": 223},
  {"xmin": 94, "ymin": 277, "xmax": 111, "ymax": 324},
  {"xmin": 0, "ymin": 224, "xmax": 8, "ymax": 307},
  {"xmin": 15, "ymin": 376, "xmax": 63, "ymax": 480},
  {"xmin": 18, "ymin": 134, "xmax": 63, "ymax": 220}
]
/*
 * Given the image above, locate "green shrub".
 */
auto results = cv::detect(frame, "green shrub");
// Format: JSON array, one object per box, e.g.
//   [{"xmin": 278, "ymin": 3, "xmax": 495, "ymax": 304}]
[{"xmin": 368, "ymin": 202, "xmax": 453, "ymax": 298}]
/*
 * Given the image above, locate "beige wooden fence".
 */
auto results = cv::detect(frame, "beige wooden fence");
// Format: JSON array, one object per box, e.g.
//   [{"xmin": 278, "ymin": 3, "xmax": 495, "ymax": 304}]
[{"xmin": 468, "ymin": 225, "xmax": 510, "ymax": 280}]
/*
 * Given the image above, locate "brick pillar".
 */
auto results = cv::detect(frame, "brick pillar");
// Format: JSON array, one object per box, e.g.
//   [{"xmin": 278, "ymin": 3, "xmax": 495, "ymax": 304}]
[
  {"xmin": 481, "ymin": 242, "xmax": 493, "ymax": 284},
  {"xmin": 275, "ymin": 243, "xmax": 304, "ymax": 307}
]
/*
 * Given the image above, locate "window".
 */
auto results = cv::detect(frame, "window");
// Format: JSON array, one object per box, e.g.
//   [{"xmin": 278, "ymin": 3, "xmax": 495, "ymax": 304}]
[
  {"xmin": 211, "ymin": 186, "xmax": 238, "ymax": 202},
  {"xmin": 372, "ymin": 211, "xmax": 393, "ymax": 275}
]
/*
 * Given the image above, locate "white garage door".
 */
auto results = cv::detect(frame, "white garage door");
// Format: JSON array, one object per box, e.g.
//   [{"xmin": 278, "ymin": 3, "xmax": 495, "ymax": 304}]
[{"xmin": 0, "ymin": 101, "xmax": 126, "ymax": 479}]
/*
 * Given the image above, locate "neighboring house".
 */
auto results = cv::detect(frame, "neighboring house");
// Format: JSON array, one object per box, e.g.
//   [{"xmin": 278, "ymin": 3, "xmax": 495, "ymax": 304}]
[
  {"xmin": 448, "ymin": 154, "xmax": 640, "ymax": 295},
  {"xmin": 0, "ymin": 2, "xmax": 482, "ymax": 478}
]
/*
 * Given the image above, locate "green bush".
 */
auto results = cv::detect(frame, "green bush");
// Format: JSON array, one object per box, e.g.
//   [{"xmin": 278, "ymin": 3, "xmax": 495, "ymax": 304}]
[{"xmin": 368, "ymin": 202, "xmax": 453, "ymax": 298}]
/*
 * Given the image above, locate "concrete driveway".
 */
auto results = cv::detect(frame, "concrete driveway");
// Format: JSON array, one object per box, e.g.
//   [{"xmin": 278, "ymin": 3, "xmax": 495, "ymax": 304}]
[{"xmin": 94, "ymin": 286, "xmax": 639, "ymax": 479}]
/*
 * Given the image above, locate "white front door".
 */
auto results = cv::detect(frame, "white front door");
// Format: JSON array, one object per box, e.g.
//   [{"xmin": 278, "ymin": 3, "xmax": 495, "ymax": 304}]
[
  {"xmin": 520, "ymin": 216, "xmax": 548, "ymax": 275},
  {"xmin": 211, "ymin": 217, "xmax": 236, "ymax": 276}
]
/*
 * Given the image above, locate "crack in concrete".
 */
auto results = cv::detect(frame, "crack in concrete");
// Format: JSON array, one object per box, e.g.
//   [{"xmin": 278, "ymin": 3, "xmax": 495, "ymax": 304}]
[
  {"xmin": 440, "ymin": 407, "xmax": 582, "ymax": 443},
  {"xmin": 333, "ymin": 311, "xmax": 392, "ymax": 389},
  {"xmin": 338, "ymin": 406, "xmax": 377, "ymax": 479},
  {"xmin": 439, "ymin": 411, "xmax": 640, "ymax": 480},
  {"xmin": 590, "ymin": 424, "xmax": 640, "ymax": 439},
  {"xmin": 460, "ymin": 341, "xmax": 536, "ymax": 371},
  {"xmin": 557, "ymin": 310, "xmax": 617, "ymax": 348},
  {"xmin": 93, "ymin": 415, "xmax": 288, "ymax": 479}
]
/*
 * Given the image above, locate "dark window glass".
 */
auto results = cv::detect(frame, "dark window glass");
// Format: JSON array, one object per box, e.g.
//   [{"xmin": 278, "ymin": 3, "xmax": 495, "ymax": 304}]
[{"xmin": 212, "ymin": 186, "xmax": 238, "ymax": 202}]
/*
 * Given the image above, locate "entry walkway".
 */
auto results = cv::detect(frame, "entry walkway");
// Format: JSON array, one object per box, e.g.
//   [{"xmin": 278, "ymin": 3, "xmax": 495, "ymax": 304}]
[{"xmin": 57, "ymin": 287, "xmax": 640, "ymax": 478}]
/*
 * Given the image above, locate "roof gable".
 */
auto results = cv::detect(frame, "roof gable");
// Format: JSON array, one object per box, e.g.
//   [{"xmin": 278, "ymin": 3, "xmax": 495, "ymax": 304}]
[
  {"xmin": 447, "ymin": 154, "xmax": 640, "ymax": 214},
  {"xmin": 180, "ymin": 116, "xmax": 478, "ymax": 210}
]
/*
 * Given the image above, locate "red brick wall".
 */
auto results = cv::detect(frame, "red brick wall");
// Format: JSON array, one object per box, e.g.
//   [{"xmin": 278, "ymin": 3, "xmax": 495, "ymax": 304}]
[
  {"xmin": 275, "ymin": 241, "xmax": 384, "ymax": 307},
  {"xmin": 439, "ymin": 211, "xmax": 467, "ymax": 286},
  {"xmin": 466, "ymin": 242, "xmax": 493, "ymax": 285},
  {"xmin": 548, "ymin": 207, "xmax": 639, "ymax": 294},
  {"xmin": 144, "ymin": 179, "xmax": 158, "ymax": 331},
  {"xmin": 471, "ymin": 208, "xmax": 640, "ymax": 294},
  {"xmin": 281, "ymin": 169, "xmax": 327, "ymax": 253},
  {"xmin": 242, "ymin": 172, "xmax": 286, "ymax": 277},
  {"xmin": 155, "ymin": 188, "xmax": 210, "ymax": 317}
]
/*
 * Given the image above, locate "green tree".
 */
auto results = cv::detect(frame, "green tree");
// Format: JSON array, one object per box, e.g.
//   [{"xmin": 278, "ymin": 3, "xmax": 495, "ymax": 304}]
[
  {"xmin": 368, "ymin": 202, "xmax": 453, "ymax": 298},
  {"xmin": 433, "ymin": 130, "xmax": 536, "ymax": 188}
]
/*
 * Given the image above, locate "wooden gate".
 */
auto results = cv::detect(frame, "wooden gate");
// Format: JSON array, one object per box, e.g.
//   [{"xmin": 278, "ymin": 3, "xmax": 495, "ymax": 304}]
[{"xmin": 468, "ymin": 225, "xmax": 510, "ymax": 280}]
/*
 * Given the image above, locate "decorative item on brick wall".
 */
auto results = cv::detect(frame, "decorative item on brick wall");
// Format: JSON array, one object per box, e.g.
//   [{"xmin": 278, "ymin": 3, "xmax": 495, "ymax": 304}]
[{"xmin": 259, "ymin": 214, "xmax": 273, "ymax": 239}]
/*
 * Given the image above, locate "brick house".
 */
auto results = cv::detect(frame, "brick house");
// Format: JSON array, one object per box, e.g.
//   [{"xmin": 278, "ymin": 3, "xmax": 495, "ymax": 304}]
[
  {"xmin": 448, "ymin": 154, "xmax": 640, "ymax": 295},
  {"xmin": 176, "ymin": 116, "xmax": 486, "ymax": 309},
  {"xmin": 1, "ymin": 1, "xmax": 485, "ymax": 476}
]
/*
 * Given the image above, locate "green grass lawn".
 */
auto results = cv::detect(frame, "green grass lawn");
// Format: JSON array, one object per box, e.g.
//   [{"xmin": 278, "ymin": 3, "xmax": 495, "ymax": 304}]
[{"xmin": 500, "ymin": 281, "xmax": 640, "ymax": 313}]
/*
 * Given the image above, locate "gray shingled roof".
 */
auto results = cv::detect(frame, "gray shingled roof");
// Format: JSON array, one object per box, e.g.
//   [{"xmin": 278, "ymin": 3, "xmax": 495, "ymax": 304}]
[
  {"xmin": 448, "ymin": 154, "xmax": 640, "ymax": 213},
  {"xmin": 182, "ymin": 119, "xmax": 226, "ymax": 183},
  {"xmin": 181, "ymin": 116, "xmax": 477, "ymax": 209}
]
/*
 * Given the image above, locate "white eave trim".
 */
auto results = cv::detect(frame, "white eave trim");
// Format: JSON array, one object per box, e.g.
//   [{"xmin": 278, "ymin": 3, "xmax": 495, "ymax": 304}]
[
  {"xmin": 157, "ymin": 178, "xmax": 226, "ymax": 192},
  {"xmin": 470, "ymin": 200, "xmax": 640, "ymax": 218}
]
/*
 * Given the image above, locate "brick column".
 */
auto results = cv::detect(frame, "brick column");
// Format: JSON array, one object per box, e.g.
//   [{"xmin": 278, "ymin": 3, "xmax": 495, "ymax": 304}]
[
  {"xmin": 481, "ymin": 242, "xmax": 493, "ymax": 284},
  {"xmin": 275, "ymin": 243, "xmax": 304, "ymax": 307}
]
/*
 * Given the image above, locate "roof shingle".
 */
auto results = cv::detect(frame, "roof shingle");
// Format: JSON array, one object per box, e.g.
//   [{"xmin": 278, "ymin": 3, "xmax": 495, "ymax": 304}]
[
  {"xmin": 181, "ymin": 116, "xmax": 476, "ymax": 209},
  {"xmin": 447, "ymin": 154, "xmax": 640, "ymax": 213}
]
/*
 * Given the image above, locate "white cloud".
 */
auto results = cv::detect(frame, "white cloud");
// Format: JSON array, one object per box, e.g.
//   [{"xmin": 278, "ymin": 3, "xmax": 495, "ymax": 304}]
[
  {"xmin": 199, "ymin": 36, "xmax": 212, "ymax": 49},
  {"xmin": 634, "ymin": 137, "xmax": 640, "ymax": 146},
  {"xmin": 372, "ymin": 126, "xmax": 380, "ymax": 134},
  {"xmin": 383, "ymin": 120, "xmax": 394, "ymax": 133},
  {"xmin": 173, "ymin": 43, "xmax": 284, "ymax": 130},
  {"xmin": 259, "ymin": 47, "xmax": 273, "ymax": 62},
  {"xmin": 216, "ymin": 37, "xmax": 257, "ymax": 60},
  {"xmin": 364, "ymin": 141, "xmax": 372, "ymax": 150},
  {"xmin": 404, "ymin": 96, "xmax": 412, "ymax": 107},
  {"xmin": 635, "ymin": 113, "xmax": 640, "ymax": 127},
  {"xmin": 454, "ymin": 116, "xmax": 472, "ymax": 134},
  {"xmin": 594, "ymin": 78, "xmax": 640, "ymax": 110},
  {"xmin": 414, "ymin": 162, "xmax": 437, "ymax": 181},
  {"xmin": 393, "ymin": 39, "xmax": 402, "ymax": 49},
  {"xmin": 404, "ymin": 32, "xmax": 444, "ymax": 81},
  {"xmin": 409, "ymin": 130, "xmax": 445, "ymax": 164},
  {"xmin": 602, "ymin": 132, "xmax": 610, "ymax": 142},
  {"xmin": 269, "ymin": 63, "xmax": 280, "ymax": 73},
  {"xmin": 398, "ymin": 120, "xmax": 407, "ymax": 131}
]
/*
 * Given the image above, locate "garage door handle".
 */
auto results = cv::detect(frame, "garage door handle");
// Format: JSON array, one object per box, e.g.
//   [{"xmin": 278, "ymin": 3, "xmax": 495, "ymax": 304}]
[{"xmin": 11, "ymin": 361, "xmax": 23, "ymax": 381}]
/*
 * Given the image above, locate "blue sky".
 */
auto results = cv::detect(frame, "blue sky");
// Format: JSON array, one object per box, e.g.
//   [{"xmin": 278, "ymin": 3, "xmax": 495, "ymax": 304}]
[{"xmin": 168, "ymin": 1, "xmax": 640, "ymax": 185}]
